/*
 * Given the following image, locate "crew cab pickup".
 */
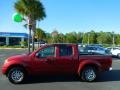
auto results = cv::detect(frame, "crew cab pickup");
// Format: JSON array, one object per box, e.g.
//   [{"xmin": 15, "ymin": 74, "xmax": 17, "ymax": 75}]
[{"xmin": 2, "ymin": 44, "xmax": 112, "ymax": 84}]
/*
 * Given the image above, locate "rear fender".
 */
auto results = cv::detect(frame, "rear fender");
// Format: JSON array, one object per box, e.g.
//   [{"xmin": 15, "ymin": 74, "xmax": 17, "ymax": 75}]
[{"xmin": 77, "ymin": 60, "xmax": 101, "ymax": 75}]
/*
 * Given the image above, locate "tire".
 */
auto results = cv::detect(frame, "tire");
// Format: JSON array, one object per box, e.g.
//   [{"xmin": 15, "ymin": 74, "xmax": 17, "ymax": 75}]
[
  {"xmin": 80, "ymin": 66, "xmax": 97, "ymax": 82},
  {"xmin": 7, "ymin": 67, "xmax": 25, "ymax": 84},
  {"xmin": 117, "ymin": 53, "xmax": 120, "ymax": 58}
]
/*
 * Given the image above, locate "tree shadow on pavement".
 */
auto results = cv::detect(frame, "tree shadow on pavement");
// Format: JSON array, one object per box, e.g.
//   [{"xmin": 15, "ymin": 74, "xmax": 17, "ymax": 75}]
[{"xmin": 22, "ymin": 70, "xmax": 120, "ymax": 84}]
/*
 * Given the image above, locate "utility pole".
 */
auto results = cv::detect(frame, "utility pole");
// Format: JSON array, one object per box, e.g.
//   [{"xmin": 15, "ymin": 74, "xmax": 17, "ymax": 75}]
[
  {"xmin": 88, "ymin": 33, "xmax": 90, "ymax": 45},
  {"xmin": 112, "ymin": 31, "xmax": 115, "ymax": 47},
  {"xmin": 28, "ymin": 24, "xmax": 32, "ymax": 54},
  {"xmin": 28, "ymin": 16, "xmax": 32, "ymax": 54}
]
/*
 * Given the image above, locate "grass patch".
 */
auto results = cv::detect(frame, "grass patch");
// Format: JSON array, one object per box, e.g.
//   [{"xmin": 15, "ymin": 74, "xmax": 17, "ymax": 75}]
[{"xmin": 0, "ymin": 45, "xmax": 27, "ymax": 48}]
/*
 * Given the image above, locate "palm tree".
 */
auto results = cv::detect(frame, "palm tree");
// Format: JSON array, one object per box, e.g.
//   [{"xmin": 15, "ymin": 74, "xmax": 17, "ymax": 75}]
[
  {"xmin": 35, "ymin": 28, "xmax": 46, "ymax": 48},
  {"xmin": 14, "ymin": 0, "xmax": 46, "ymax": 53}
]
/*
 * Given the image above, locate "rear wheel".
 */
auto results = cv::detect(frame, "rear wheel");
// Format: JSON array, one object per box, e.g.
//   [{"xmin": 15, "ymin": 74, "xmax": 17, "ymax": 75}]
[
  {"xmin": 7, "ymin": 67, "xmax": 25, "ymax": 84},
  {"xmin": 80, "ymin": 66, "xmax": 97, "ymax": 82}
]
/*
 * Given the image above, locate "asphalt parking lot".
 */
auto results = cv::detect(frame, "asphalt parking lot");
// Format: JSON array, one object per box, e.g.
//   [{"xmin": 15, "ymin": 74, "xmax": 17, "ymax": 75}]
[{"xmin": 0, "ymin": 49, "xmax": 120, "ymax": 90}]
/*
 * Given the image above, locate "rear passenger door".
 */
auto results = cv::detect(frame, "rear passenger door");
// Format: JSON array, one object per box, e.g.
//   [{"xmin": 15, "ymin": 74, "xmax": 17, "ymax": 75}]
[{"xmin": 55, "ymin": 45, "xmax": 75, "ymax": 74}]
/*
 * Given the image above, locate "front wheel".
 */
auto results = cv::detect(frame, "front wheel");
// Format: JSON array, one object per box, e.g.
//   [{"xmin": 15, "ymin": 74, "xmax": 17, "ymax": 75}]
[
  {"xmin": 80, "ymin": 66, "xmax": 97, "ymax": 82},
  {"xmin": 7, "ymin": 67, "xmax": 25, "ymax": 84},
  {"xmin": 117, "ymin": 53, "xmax": 120, "ymax": 58}
]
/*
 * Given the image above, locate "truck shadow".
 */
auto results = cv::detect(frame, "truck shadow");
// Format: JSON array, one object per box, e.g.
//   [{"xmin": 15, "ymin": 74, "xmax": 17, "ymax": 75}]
[
  {"xmin": 112, "ymin": 57, "xmax": 120, "ymax": 60},
  {"xmin": 24, "ymin": 75, "xmax": 79, "ymax": 84},
  {"xmin": 97, "ymin": 70, "xmax": 120, "ymax": 82},
  {"xmin": 23, "ymin": 70, "xmax": 120, "ymax": 84}
]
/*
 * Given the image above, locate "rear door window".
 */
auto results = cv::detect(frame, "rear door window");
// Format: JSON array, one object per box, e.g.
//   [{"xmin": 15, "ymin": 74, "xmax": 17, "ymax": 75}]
[{"xmin": 59, "ymin": 45, "xmax": 73, "ymax": 56}]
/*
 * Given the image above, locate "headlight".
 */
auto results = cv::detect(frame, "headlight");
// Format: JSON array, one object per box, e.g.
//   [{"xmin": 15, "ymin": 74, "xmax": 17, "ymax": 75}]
[{"xmin": 4, "ymin": 59, "xmax": 8, "ymax": 64}]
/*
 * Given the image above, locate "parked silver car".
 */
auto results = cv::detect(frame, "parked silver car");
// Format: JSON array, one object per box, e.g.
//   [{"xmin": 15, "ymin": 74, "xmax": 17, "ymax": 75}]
[{"xmin": 84, "ymin": 46, "xmax": 106, "ymax": 54}]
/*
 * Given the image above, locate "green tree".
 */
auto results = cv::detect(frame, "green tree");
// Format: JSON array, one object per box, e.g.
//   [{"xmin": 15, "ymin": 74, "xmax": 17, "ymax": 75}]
[
  {"xmin": 77, "ymin": 32, "xmax": 83, "ymax": 43},
  {"xmin": 45, "ymin": 33, "xmax": 52, "ymax": 43},
  {"xmin": 57, "ymin": 33, "xmax": 65, "ymax": 43},
  {"xmin": 51, "ymin": 30, "xmax": 59, "ymax": 43},
  {"xmin": 97, "ymin": 31, "xmax": 112, "ymax": 44},
  {"xmin": 82, "ymin": 33, "xmax": 88, "ymax": 44},
  {"xmin": 115, "ymin": 34, "xmax": 120, "ymax": 45},
  {"xmin": 65, "ymin": 32, "xmax": 77, "ymax": 43},
  {"xmin": 14, "ymin": 0, "xmax": 46, "ymax": 52},
  {"xmin": 89, "ymin": 30, "xmax": 97, "ymax": 44},
  {"xmin": 35, "ymin": 28, "xmax": 46, "ymax": 48}
]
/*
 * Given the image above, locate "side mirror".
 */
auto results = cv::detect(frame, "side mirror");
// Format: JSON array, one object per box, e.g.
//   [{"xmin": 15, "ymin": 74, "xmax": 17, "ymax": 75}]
[{"xmin": 35, "ymin": 53, "xmax": 41, "ymax": 58}]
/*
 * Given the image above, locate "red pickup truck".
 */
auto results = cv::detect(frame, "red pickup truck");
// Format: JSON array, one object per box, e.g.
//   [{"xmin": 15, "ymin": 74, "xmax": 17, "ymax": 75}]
[{"xmin": 2, "ymin": 44, "xmax": 112, "ymax": 84}]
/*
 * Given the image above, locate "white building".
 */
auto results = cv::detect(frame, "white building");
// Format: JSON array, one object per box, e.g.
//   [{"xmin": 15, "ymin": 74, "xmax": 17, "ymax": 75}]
[{"xmin": 0, "ymin": 32, "xmax": 28, "ymax": 46}]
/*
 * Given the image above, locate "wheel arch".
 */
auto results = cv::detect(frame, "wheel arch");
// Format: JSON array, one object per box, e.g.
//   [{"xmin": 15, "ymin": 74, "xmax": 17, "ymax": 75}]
[
  {"xmin": 5, "ymin": 64, "xmax": 28, "ymax": 76},
  {"xmin": 77, "ymin": 62, "xmax": 101, "ymax": 76}
]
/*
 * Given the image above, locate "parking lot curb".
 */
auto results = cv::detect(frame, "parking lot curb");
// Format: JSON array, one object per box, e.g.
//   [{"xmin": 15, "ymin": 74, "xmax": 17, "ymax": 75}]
[{"xmin": 0, "ymin": 48, "xmax": 27, "ymax": 49}]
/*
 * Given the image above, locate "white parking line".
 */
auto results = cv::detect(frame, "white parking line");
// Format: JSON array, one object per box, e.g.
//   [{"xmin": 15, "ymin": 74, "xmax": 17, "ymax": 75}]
[
  {"xmin": 0, "ymin": 55, "xmax": 3, "ymax": 56},
  {"xmin": 113, "ymin": 60, "xmax": 120, "ymax": 62}
]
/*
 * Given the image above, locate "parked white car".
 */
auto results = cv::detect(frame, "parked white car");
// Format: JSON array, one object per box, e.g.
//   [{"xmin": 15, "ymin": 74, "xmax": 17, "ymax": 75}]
[
  {"xmin": 110, "ymin": 47, "xmax": 120, "ymax": 58},
  {"xmin": 30, "ymin": 41, "xmax": 46, "ymax": 48}
]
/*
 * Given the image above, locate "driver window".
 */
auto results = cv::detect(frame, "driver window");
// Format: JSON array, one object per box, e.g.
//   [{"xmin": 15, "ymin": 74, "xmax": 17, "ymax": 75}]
[{"xmin": 37, "ymin": 46, "xmax": 55, "ymax": 58}]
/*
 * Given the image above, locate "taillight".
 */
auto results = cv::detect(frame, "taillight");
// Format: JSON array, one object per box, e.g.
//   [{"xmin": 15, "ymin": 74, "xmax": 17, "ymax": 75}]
[{"xmin": 108, "ymin": 56, "xmax": 112, "ymax": 66}]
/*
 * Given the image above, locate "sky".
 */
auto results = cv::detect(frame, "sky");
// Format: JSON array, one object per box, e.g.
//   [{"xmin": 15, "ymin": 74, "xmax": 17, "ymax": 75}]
[{"xmin": 1, "ymin": 0, "xmax": 120, "ymax": 34}]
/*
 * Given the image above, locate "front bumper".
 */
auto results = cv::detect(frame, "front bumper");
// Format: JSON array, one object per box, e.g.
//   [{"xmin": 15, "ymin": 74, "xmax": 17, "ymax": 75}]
[{"xmin": 2, "ymin": 66, "xmax": 8, "ymax": 75}]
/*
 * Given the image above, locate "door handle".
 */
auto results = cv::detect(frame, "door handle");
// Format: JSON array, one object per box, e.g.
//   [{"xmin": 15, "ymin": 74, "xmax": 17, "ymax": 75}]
[{"xmin": 46, "ymin": 58, "xmax": 54, "ymax": 64}]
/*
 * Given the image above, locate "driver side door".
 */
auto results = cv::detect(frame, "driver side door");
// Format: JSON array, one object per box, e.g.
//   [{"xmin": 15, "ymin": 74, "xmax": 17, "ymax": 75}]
[{"xmin": 33, "ymin": 46, "xmax": 57, "ymax": 75}]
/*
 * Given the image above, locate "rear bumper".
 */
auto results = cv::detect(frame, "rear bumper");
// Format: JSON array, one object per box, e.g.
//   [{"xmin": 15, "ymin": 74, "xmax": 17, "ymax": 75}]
[
  {"xmin": 109, "ymin": 67, "xmax": 112, "ymax": 71},
  {"xmin": 101, "ymin": 66, "xmax": 112, "ymax": 72}
]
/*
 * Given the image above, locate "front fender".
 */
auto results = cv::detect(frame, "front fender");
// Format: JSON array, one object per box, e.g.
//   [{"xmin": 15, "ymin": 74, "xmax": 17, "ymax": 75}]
[{"xmin": 2, "ymin": 60, "xmax": 30, "ymax": 75}]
